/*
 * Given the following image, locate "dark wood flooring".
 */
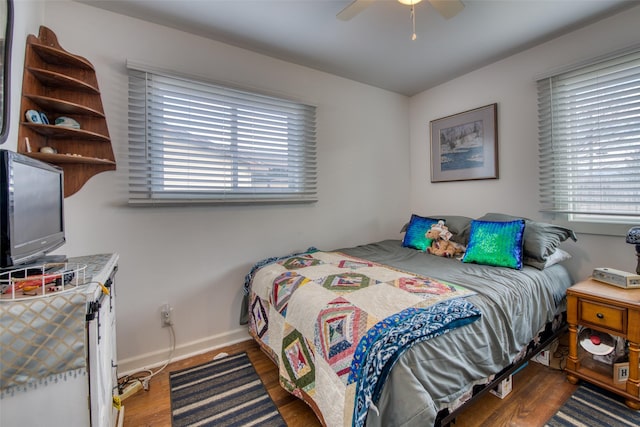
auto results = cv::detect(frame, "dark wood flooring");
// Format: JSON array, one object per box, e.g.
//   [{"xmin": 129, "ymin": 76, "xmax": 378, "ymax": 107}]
[{"xmin": 122, "ymin": 338, "xmax": 577, "ymax": 427}]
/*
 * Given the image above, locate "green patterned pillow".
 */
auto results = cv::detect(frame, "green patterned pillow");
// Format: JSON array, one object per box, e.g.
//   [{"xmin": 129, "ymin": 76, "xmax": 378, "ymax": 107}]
[
  {"xmin": 462, "ymin": 219, "xmax": 525, "ymax": 269},
  {"xmin": 402, "ymin": 215, "xmax": 440, "ymax": 252},
  {"xmin": 477, "ymin": 213, "xmax": 576, "ymax": 262}
]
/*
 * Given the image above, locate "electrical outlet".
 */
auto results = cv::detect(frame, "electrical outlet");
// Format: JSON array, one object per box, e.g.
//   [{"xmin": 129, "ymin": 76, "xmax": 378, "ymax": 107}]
[{"xmin": 160, "ymin": 303, "xmax": 173, "ymax": 327}]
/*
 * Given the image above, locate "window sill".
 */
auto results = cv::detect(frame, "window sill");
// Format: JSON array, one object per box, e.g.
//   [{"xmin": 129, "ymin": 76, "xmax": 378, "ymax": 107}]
[{"xmin": 552, "ymin": 219, "xmax": 636, "ymax": 237}]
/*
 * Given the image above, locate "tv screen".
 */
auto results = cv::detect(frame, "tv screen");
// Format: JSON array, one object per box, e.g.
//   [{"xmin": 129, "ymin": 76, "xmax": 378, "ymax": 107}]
[{"xmin": 0, "ymin": 150, "xmax": 66, "ymax": 269}]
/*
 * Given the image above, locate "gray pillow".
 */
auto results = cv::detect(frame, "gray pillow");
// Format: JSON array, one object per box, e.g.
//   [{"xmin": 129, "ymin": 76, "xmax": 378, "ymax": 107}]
[
  {"xmin": 435, "ymin": 215, "xmax": 473, "ymax": 237},
  {"xmin": 523, "ymin": 248, "xmax": 572, "ymax": 270},
  {"xmin": 477, "ymin": 213, "xmax": 577, "ymax": 262}
]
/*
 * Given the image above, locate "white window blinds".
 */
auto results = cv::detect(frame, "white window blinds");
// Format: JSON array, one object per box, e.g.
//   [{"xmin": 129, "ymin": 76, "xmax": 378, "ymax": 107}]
[
  {"xmin": 127, "ymin": 65, "xmax": 317, "ymax": 204},
  {"xmin": 537, "ymin": 47, "xmax": 640, "ymax": 222}
]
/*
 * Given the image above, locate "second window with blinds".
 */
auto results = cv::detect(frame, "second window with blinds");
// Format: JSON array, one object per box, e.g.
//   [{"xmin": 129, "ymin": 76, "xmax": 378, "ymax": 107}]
[
  {"xmin": 127, "ymin": 64, "xmax": 317, "ymax": 205},
  {"xmin": 536, "ymin": 47, "xmax": 640, "ymax": 226}
]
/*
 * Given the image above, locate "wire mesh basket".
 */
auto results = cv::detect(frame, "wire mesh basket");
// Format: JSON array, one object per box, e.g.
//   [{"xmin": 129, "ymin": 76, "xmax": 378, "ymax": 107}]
[{"xmin": 0, "ymin": 262, "xmax": 88, "ymax": 301}]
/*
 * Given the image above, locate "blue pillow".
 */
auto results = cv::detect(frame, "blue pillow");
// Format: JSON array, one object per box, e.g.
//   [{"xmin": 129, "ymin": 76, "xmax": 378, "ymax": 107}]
[
  {"xmin": 462, "ymin": 219, "xmax": 525, "ymax": 269},
  {"xmin": 402, "ymin": 215, "xmax": 440, "ymax": 252}
]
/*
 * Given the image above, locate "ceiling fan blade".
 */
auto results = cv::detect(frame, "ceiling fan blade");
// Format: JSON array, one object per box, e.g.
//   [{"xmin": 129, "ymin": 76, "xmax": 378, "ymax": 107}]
[
  {"xmin": 337, "ymin": 0, "xmax": 375, "ymax": 21},
  {"xmin": 428, "ymin": 0, "xmax": 464, "ymax": 20}
]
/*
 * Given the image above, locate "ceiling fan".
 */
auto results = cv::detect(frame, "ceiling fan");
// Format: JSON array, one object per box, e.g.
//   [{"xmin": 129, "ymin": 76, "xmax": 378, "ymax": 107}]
[{"xmin": 337, "ymin": 0, "xmax": 465, "ymax": 21}]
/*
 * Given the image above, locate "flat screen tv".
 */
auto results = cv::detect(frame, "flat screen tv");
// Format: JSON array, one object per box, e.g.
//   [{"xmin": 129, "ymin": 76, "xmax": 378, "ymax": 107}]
[{"xmin": 0, "ymin": 149, "xmax": 66, "ymax": 269}]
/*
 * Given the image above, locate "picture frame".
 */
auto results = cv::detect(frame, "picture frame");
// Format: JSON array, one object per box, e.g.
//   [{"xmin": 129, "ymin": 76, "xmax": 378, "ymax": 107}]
[{"xmin": 430, "ymin": 103, "xmax": 498, "ymax": 183}]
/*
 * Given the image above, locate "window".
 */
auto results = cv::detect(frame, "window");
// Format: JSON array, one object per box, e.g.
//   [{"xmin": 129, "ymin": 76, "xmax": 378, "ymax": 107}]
[
  {"xmin": 537, "ymin": 47, "xmax": 640, "ymax": 225},
  {"xmin": 127, "ymin": 64, "xmax": 317, "ymax": 204}
]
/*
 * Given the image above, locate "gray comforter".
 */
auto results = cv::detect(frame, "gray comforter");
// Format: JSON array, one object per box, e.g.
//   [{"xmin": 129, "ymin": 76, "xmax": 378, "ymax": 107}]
[{"xmin": 338, "ymin": 240, "xmax": 572, "ymax": 427}]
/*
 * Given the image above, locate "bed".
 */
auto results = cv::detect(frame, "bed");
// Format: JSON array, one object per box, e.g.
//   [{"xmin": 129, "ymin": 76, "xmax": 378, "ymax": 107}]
[{"xmin": 243, "ymin": 213, "xmax": 576, "ymax": 426}]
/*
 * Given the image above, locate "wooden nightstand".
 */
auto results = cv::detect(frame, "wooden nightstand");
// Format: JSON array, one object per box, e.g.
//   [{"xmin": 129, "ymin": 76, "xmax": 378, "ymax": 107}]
[{"xmin": 566, "ymin": 278, "xmax": 640, "ymax": 409}]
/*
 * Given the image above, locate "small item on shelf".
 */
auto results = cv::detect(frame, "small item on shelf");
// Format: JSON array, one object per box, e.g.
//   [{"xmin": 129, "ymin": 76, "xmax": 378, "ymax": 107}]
[
  {"xmin": 39, "ymin": 112, "xmax": 49, "ymax": 125},
  {"xmin": 54, "ymin": 116, "xmax": 81, "ymax": 129},
  {"xmin": 579, "ymin": 327, "xmax": 615, "ymax": 356},
  {"xmin": 25, "ymin": 109, "xmax": 42, "ymax": 124},
  {"xmin": 39, "ymin": 146, "xmax": 57, "ymax": 154},
  {"xmin": 613, "ymin": 356, "xmax": 635, "ymax": 383},
  {"xmin": 593, "ymin": 335, "xmax": 628, "ymax": 365},
  {"xmin": 24, "ymin": 137, "xmax": 32, "ymax": 152}
]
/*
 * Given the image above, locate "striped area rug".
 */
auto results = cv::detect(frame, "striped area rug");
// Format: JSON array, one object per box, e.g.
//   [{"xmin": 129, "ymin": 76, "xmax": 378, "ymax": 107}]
[
  {"xmin": 545, "ymin": 382, "xmax": 640, "ymax": 426},
  {"xmin": 169, "ymin": 352, "xmax": 286, "ymax": 427}
]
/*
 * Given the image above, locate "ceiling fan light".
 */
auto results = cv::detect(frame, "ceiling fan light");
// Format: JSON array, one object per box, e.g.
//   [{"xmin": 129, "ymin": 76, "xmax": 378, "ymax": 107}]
[{"xmin": 398, "ymin": 0, "xmax": 423, "ymax": 5}]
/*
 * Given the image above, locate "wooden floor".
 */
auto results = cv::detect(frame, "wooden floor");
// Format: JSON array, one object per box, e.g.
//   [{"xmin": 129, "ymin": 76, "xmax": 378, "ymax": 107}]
[{"xmin": 122, "ymin": 338, "xmax": 577, "ymax": 427}]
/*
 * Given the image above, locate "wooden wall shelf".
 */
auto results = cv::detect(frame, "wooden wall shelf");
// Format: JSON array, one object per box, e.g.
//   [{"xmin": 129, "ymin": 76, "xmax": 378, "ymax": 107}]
[
  {"xmin": 22, "ymin": 123, "xmax": 110, "ymax": 142},
  {"xmin": 17, "ymin": 26, "xmax": 115, "ymax": 197},
  {"xmin": 27, "ymin": 152, "xmax": 116, "ymax": 165},
  {"xmin": 23, "ymin": 95, "xmax": 105, "ymax": 117},
  {"xmin": 27, "ymin": 67, "xmax": 100, "ymax": 93},
  {"xmin": 30, "ymin": 42, "xmax": 94, "ymax": 69}
]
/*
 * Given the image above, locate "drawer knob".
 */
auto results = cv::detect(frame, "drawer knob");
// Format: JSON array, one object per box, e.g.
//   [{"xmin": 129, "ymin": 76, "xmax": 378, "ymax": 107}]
[{"xmin": 597, "ymin": 312, "xmax": 604, "ymax": 319}]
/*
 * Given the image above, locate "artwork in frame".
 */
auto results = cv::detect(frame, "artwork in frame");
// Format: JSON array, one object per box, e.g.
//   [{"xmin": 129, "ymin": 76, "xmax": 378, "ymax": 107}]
[{"xmin": 430, "ymin": 103, "xmax": 498, "ymax": 183}]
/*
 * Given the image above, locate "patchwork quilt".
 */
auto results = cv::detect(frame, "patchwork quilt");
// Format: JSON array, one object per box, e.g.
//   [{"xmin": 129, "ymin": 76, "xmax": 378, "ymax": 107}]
[{"xmin": 247, "ymin": 250, "xmax": 481, "ymax": 427}]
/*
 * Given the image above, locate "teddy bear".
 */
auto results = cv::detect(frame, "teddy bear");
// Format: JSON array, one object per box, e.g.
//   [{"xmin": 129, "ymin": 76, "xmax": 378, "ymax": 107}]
[{"xmin": 425, "ymin": 220, "xmax": 466, "ymax": 258}]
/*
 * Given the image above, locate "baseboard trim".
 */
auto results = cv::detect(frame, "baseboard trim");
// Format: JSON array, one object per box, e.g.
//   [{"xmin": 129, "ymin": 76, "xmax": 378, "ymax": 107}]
[{"xmin": 117, "ymin": 327, "xmax": 250, "ymax": 376}]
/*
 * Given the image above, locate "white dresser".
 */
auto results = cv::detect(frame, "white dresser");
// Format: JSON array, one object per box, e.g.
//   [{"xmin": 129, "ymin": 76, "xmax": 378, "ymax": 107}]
[{"xmin": 0, "ymin": 253, "xmax": 120, "ymax": 427}]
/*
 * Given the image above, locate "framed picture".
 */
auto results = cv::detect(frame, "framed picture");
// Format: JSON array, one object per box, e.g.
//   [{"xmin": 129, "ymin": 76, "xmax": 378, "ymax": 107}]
[{"xmin": 430, "ymin": 103, "xmax": 498, "ymax": 183}]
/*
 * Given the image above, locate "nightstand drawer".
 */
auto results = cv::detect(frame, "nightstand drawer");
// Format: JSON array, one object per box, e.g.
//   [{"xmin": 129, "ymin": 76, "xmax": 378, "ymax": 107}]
[{"xmin": 579, "ymin": 300, "xmax": 626, "ymax": 334}]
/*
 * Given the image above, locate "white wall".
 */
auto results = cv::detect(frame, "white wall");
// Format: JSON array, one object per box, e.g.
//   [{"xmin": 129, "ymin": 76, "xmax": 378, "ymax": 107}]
[
  {"xmin": 8, "ymin": 1, "xmax": 410, "ymax": 371},
  {"xmin": 409, "ymin": 5, "xmax": 640, "ymax": 283},
  {"xmin": 4, "ymin": 1, "xmax": 43, "ymax": 149}
]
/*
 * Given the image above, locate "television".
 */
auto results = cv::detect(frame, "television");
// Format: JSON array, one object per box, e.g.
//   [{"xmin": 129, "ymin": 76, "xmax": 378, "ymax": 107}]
[{"xmin": 0, "ymin": 149, "xmax": 66, "ymax": 270}]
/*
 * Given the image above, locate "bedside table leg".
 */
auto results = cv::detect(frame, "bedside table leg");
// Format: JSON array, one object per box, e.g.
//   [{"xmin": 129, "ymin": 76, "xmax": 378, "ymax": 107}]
[
  {"xmin": 627, "ymin": 341, "xmax": 640, "ymax": 403},
  {"xmin": 625, "ymin": 399, "xmax": 640, "ymax": 410},
  {"xmin": 567, "ymin": 323, "xmax": 580, "ymax": 373}
]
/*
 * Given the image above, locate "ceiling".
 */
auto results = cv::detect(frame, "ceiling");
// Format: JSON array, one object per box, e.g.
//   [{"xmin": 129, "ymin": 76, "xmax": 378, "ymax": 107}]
[{"xmin": 75, "ymin": 0, "xmax": 636, "ymax": 96}]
